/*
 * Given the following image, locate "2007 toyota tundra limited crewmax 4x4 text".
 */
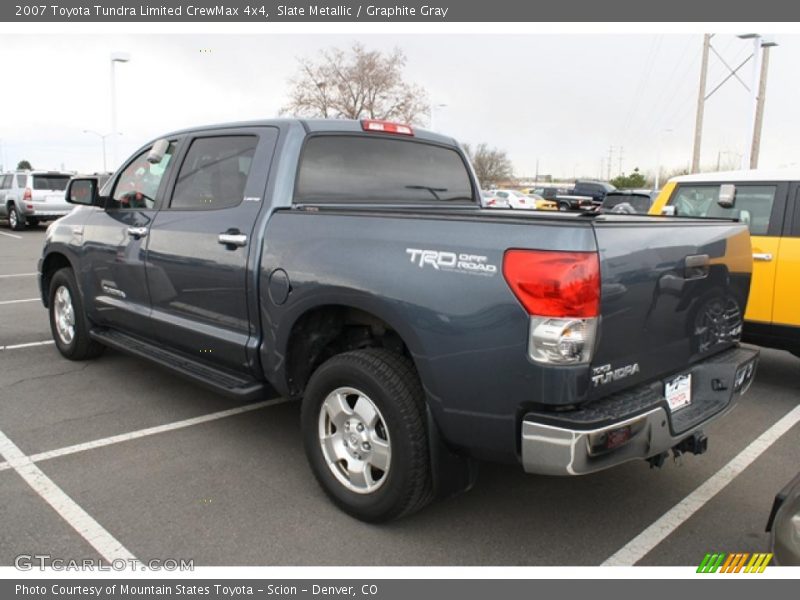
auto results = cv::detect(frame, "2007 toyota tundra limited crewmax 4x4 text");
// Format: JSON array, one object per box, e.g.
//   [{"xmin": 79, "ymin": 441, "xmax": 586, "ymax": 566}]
[{"xmin": 40, "ymin": 119, "xmax": 759, "ymax": 521}]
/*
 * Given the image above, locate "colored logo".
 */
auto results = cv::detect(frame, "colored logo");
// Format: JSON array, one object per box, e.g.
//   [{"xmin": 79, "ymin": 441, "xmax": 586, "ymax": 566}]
[{"xmin": 697, "ymin": 552, "xmax": 773, "ymax": 573}]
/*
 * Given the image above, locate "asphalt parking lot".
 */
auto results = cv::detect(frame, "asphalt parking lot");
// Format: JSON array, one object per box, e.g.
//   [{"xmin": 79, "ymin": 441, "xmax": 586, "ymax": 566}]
[{"xmin": 1, "ymin": 225, "xmax": 799, "ymax": 567}]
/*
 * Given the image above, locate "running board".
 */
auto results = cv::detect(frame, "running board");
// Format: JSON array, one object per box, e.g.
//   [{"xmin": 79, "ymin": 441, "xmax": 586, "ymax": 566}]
[{"xmin": 89, "ymin": 328, "xmax": 267, "ymax": 401}]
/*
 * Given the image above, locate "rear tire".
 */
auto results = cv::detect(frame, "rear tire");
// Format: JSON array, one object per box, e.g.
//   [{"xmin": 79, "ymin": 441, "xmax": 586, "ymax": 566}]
[
  {"xmin": 8, "ymin": 203, "xmax": 26, "ymax": 231},
  {"xmin": 558, "ymin": 202, "xmax": 570, "ymax": 211},
  {"xmin": 301, "ymin": 348, "xmax": 432, "ymax": 522},
  {"xmin": 48, "ymin": 268, "xmax": 104, "ymax": 360}
]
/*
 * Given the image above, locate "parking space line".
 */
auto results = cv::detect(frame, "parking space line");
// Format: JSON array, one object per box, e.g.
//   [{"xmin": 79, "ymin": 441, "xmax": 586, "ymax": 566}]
[
  {"xmin": 0, "ymin": 340, "xmax": 54, "ymax": 351},
  {"xmin": 0, "ymin": 272, "xmax": 36, "ymax": 278},
  {"xmin": 0, "ymin": 429, "xmax": 136, "ymax": 563},
  {"xmin": 0, "ymin": 397, "xmax": 290, "ymax": 474},
  {"xmin": 603, "ymin": 404, "xmax": 800, "ymax": 566},
  {"xmin": 0, "ymin": 231, "xmax": 23, "ymax": 239},
  {"xmin": 0, "ymin": 298, "xmax": 39, "ymax": 305}
]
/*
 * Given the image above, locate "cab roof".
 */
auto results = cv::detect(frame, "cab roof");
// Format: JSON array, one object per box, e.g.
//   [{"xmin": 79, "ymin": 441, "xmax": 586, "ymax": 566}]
[
  {"xmin": 670, "ymin": 169, "xmax": 800, "ymax": 183},
  {"xmin": 161, "ymin": 118, "xmax": 458, "ymax": 147}
]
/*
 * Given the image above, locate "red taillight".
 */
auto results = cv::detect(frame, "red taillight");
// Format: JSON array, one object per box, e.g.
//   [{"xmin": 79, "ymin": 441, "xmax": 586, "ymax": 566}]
[
  {"xmin": 23, "ymin": 188, "xmax": 32, "ymax": 201},
  {"xmin": 503, "ymin": 250, "xmax": 600, "ymax": 318},
  {"xmin": 361, "ymin": 119, "xmax": 414, "ymax": 136}
]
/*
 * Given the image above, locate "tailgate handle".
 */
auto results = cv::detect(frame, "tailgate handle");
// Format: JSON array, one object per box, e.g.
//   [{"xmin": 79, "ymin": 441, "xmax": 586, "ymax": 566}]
[{"xmin": 684, "ymin": 254, "xmax": 709, "ymax": 279}]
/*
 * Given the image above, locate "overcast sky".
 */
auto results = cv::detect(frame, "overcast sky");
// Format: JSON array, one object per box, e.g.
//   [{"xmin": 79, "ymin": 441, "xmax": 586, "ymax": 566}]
[{"xmin": 2, "ymin": 33, "xmax": 799, "ymax": 180}]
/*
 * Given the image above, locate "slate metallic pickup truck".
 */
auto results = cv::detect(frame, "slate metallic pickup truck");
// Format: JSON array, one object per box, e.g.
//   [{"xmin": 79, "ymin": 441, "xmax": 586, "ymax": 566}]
[{"xmin": 40, "ymin": 119, "xmax": 759, "ymax": 521}]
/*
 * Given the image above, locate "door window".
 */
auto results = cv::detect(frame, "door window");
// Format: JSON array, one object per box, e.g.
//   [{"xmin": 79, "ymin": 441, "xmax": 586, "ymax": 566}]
[
  {"xmin": 669, "ymin": 184, "xmax": 777, "ymax": 235},
  {"xmin": 170, "ymin": 136, "xmax": 257, "ymax": 210},
  {"xmin": 110, "ymin": 143, "xmax": 176, "ymax": 210}
]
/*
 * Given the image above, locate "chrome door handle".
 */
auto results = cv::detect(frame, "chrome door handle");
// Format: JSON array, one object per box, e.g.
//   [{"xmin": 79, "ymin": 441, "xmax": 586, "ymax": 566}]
[
  {"xmin": 218, "ymin": 233, "xmax": 247, "ymax": 248},
  {"xmin": 753, "ymin": 253, "xmax": 773, "ymax": 262},
  {"xmin": 127, "ymin": 227, "xmax": 148, "ymax": 238}
]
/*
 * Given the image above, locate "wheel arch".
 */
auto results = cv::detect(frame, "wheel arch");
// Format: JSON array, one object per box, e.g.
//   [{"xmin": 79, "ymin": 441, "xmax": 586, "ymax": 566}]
[{"xmin": 40, "ymin": 249, "xmax": 78, "ymax": 308}]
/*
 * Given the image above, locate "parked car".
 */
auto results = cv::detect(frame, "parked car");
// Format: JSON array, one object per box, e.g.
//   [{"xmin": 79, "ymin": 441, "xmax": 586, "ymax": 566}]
[
  {"xmin": 481, "ymin": 190, "xmax": 510, "ymax": 208},
  {"xmin": 42, "ymin": 118, "xmax": 758, "ymax": 522},
  {"xmin": 766, "ymin": 471, "xmax": 800, "ymax": 565},
  {"xmin": 525, "ymin": 193, "xmax": 557, "ymax": 211},
  {"xmin": 602, "ymin": 189, "xmax": 660, "ymax": 214},
  {"xmin": 553, "ymin": 193, "xmax": 595, "ymax": 211},
  {"xmin": 0, "ymin": 170, "xmax": 73, "ymax": 230},
  {"xmin": 527, "ymin": 186, "xmax": 568, "ymax": 201},
  {"xmin": 488, "ymin": 189, "xmax": 537, "ymax": 210},
  {"xmin": 650, "ymin": 170, "xmax": 800, "ymax": 357},
  {"xmin": 572, "ymin": 180, "xmax": 617, "ymax": 205}
]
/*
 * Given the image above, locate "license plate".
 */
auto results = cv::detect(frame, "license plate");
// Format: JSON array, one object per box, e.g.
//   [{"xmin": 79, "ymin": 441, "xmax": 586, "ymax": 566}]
[{"xmin": 665, "ymin": 373, "xmax": 692, "ymax": 412}]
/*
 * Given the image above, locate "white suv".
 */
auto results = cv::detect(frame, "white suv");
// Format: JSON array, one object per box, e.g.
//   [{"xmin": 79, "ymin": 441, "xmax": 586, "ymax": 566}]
[{"xmin": 0, "ymin": 170, "xmax": 73, "ymax": 230}]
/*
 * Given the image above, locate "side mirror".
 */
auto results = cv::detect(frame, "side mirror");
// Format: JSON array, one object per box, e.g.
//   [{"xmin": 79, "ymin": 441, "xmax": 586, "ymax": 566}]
[
  {"xmin": 661, "ymin": 205, "xmax": 676, "ymax": 216},
  {"xmin": 147, "ymin": 139, "xmax": 170, "ymax": 164},
  {"xmin": 66, "ymin": 178, "xmax": 101, "ymax": 206},
  {"xmin": 718, "ymin": 183, "xmax": 736, "ymax": 208}
]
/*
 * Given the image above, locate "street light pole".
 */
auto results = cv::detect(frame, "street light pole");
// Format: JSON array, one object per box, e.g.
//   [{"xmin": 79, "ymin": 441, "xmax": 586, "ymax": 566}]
[
  {"xmin": 110, "ymin": 51, "xmax": 130, "ymax": 168},
  {"xmin": 738, "ymin": 35, "xmax": 777, "ymax": 169},
  {"xmin": 82, "ymin": 130, "xmax": 116, "ymax": 172}
]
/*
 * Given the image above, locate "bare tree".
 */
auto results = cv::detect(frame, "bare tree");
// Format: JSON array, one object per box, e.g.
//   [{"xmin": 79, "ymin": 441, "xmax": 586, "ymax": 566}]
[
  {"xmin": 281, "ymin": 44, "xmax": 430, "ymax": 124},
  {"xmin": 463, "ymin": 143, "xmax": 514, "ymax": 188}
]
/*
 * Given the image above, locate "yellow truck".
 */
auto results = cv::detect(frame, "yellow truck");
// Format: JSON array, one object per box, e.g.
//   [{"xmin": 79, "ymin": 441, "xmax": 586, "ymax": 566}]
[{"xmin": 650, "ymin": 170, "xmax": 800, "ymax": 356}]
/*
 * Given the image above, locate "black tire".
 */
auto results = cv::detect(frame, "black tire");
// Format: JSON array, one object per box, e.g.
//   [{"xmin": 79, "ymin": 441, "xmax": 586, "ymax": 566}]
[
  {"xmin": 8, "ymin": 203, "xmax": 26, "ymax": 231},
  {"xmin": 48, "ymin": 268, "xmax": 104, "ymax": 360},
  {"xmin": 558, "ymin": 202, "xmax": 570, "ymax": 211},
  {"xmin": 301, "ymin": 348, "xmax": 432, "ymax": 522}
]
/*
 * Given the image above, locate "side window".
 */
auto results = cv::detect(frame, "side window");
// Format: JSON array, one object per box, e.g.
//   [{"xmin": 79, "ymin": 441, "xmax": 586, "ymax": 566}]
[
  {"xmin": 0, "ymin": 175, "xmax": 10, "ymax": 189},
  {"xmin": 110, "ymin": 143, "xmax": 176, "ymax": 210},
  {"xmin": 669, "ymin": 184, "xmax": 777, "ymax": 235},
  {"xmin": 16, "ymin": 174, "xmax": 28, "ymax": 188},
  {"xmin": 170, "ymin": 136, "xmax": 257, "ymax": 210}
]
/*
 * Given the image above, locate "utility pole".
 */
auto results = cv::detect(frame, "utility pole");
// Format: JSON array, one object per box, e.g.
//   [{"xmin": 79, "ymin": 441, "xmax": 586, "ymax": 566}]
[
  {"xmin": 691, "ymin": 34, "xmax": 711, "ymax": 173},
  {"xmin": 617, "ymin": 146, "xmax": 624, "ymax": 175},
  {"xmin": 534, "ymin": 158, "xmax": 539, "ymax": 184},
  {"xmin": 607, "ymin": 146, "xmax": 614, "ymax": 181},
  {"xmin": 750, "ymin": 45, "xmax": 772, "ymax": 169}
]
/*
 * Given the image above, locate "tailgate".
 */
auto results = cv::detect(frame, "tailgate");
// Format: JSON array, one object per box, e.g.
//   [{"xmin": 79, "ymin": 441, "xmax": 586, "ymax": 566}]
[{"xmin": 589, "ymin": 219, "xmax": 752, "ymax": 399}]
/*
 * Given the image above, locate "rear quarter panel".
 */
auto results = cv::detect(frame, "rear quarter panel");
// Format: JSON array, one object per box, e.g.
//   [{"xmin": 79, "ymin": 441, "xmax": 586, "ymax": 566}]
[{"xmin": 260, "ymin": 210, "xmax": 597, "ymax": 462}]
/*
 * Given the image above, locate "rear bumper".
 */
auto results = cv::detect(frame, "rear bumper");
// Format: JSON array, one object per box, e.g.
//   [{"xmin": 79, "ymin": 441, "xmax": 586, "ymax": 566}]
[
  {"xmin": 520, "ymin": 346, "xmax": 759, "ymax": 476},
  {"xmin": 23, "ymin": 202, "xmax": 71, "ymax": 218}
]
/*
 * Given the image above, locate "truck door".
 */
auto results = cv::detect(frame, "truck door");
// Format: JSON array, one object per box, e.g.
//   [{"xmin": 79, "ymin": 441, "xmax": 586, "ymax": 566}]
[
  {"xmin": 144, "ymin": 127, "xmax": 278, "ymax": 373},
  {"xmin": 772, "ymin": 184, "xmax": 800, "ymax": 328},
  {"xmin": 79, "ymin": 141, "xmax": 179, "ymax": 338}
]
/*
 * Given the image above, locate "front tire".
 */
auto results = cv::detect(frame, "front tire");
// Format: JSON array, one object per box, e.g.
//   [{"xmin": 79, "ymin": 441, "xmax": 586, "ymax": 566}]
[
  {"xmin": 301, "ymin": 349, "xmax": 432, "ymax": 522},
  {"xmin": 48, "ymin": 268, "xmax": 104, "ymax": 360},
  {"xmin": 558, "ymin": 202, "xmax": 570, "ymax": 211}
]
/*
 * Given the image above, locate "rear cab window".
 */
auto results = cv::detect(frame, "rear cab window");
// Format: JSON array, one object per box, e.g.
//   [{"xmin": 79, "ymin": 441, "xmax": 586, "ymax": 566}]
[
  {"xmin": 294, "ymin": 135, "xmax": 475, "ymax": 205},
  {"xmin": 667, "ymin": 184, "xmax": 779, "ymax": 235}
]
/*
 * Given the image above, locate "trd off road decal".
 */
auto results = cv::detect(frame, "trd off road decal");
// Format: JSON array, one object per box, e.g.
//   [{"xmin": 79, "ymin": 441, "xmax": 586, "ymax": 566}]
[{"xmin": 405, "ymin": 248, "xmax": 497, "ymax": 276}]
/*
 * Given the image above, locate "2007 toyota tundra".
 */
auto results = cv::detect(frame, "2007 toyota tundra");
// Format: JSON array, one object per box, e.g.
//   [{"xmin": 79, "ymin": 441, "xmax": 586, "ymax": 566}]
[{"xmin": 40, "ymin": 118, "xmax": 758, "ymax": 521}]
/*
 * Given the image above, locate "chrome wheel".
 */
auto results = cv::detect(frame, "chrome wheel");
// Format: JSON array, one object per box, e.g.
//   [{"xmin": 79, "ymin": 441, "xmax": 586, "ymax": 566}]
[
  {"xmin": 53, "ymin": 285, "xmax": 76, "ymax": 345},
  {"xmin": 318, "ymin": 386, "xmax": 391, "ymax": 494},
  {"xmin": 8, "ymin": 208, "xmax": 18, "ymax": 228}
]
